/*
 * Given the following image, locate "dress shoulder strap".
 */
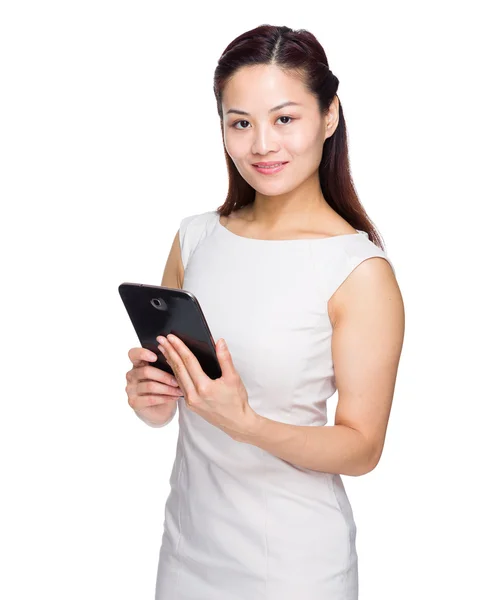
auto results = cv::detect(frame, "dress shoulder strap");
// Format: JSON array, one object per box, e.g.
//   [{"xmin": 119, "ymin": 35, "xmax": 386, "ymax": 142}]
[
  {"xmin": 179, "ymin": 210, "xmax": 217, "ymax": 272},
  {"xmin": 311, "ymin": 232, "xmax": 396, "ymax": 305}
]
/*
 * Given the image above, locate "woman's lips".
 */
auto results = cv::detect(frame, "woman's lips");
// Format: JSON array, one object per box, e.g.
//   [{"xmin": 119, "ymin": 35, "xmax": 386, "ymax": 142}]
[{"xmin": 252, "ymin": 162, "xmax": 289, "ymax": 175}]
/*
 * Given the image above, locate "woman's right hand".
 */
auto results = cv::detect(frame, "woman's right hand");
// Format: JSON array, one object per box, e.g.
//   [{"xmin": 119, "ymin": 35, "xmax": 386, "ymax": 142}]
[{"xmin": 126, "ymin": 347, "xmax": 183, "ymax": 426}]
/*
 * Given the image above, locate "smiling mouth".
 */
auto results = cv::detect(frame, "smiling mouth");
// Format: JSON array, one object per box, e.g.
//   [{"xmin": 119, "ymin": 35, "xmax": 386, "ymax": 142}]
[{"xmin": 252, "ymin": 163, "xmax": 289, "ymax": 174}]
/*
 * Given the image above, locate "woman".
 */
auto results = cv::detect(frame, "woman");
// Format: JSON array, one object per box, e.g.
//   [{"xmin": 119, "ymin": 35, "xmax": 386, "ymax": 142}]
[{"xmin": 125, "ymin": 24, "xmax": 405, "ymax": 600}]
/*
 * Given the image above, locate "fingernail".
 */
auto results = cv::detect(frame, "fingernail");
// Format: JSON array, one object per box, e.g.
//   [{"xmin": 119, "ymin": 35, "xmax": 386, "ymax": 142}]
[{"xmin": 171, "ymin": 377, "xmax": 179, "ymax": 386}]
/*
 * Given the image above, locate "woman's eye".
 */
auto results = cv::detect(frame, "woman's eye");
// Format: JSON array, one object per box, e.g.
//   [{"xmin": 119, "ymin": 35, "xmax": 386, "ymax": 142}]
[
  {"xmin": 278, "ymin": 116, "xmax": 292, "ymax": 125},
  {"xmin": 232, "ymin": 116, "xmax": 293, "ymax": 129},
  {"xmin": 232, "ymin": 120, "xmax": 250, "ymax": 130}
]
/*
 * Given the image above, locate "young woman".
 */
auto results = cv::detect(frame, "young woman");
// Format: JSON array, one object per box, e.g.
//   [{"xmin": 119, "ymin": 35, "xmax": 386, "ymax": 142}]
[{"xmin": 125, "ymin": 24, "xmax": 405, "ymax": 600}]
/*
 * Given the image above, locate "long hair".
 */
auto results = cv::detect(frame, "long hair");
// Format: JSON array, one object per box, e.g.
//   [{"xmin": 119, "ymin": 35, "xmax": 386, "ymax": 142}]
[{"xmin": 213, "ymin": 24, "xmax": 385, "ymax": 250}]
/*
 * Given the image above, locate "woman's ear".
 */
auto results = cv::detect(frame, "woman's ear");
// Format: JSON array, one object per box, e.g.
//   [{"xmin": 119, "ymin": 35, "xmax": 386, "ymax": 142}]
[{"xmin": 324, "ymin": 95, "xmax": 340, "ymax": 140}]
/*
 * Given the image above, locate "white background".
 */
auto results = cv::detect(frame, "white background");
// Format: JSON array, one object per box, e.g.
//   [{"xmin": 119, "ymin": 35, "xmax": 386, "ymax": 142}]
[{"xmin": 1, "ymin": 1, "xmax": 493, "ymax": 598}]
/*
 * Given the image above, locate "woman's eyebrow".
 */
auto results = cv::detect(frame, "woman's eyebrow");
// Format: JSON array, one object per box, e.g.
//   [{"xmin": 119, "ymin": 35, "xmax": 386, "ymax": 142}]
[{"xmin": 226, "ymin": 101, "xmax": 302, "ymax": 116}]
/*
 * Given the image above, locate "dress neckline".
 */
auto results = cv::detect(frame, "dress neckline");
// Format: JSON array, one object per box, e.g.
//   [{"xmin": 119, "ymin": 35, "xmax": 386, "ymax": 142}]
[{"xmin": 214, "ymin": 210, "xmax": 367, "ymax": 243}]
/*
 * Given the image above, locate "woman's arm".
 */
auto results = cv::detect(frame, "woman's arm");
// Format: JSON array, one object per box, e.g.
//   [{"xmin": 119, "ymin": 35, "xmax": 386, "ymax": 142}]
[{"xmin": 237, "ymin": 257, "xmax": 405, "ymax": 476}]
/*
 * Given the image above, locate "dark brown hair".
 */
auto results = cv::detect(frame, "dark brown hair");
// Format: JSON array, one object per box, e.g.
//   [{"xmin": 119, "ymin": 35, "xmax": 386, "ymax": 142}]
[{"xmin": 213, "ymin": 24, "xmax": 386, "ymax": 250}]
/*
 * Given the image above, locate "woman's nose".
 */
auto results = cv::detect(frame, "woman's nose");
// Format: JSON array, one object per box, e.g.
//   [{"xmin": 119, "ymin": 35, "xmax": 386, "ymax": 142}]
[{"xmin": 251, "ymin": 127, "xmax": 279, "ymax": 154}]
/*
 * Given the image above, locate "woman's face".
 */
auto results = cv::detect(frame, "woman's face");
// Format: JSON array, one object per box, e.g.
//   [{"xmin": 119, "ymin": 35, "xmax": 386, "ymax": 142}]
[{"xmin": 221, "ymin": 64, "xmax": 338, "ymax": 194}]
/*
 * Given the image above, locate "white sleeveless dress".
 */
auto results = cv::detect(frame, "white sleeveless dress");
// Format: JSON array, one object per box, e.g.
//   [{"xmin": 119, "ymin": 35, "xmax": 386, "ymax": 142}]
[{"xmin": 155, "ymin": 209, "xmax": 395, "ymax": 600}]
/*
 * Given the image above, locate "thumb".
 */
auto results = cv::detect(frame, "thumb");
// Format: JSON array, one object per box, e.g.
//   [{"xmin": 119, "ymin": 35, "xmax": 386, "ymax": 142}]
[{"xmin": 216, "ymin": 338, "xmax": 236, "ymax": 378}]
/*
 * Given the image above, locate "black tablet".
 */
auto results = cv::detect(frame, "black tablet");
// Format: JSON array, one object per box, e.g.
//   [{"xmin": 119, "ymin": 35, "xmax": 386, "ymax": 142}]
[{"xmin": 118, "ymin": 282, "xmax": 222, "ymax": 380}]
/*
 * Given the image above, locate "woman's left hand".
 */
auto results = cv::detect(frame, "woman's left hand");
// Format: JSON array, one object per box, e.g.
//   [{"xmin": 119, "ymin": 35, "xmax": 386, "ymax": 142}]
[{"xmin": 156, "ymin": 334, "xmax": 259, "ymax": 442}]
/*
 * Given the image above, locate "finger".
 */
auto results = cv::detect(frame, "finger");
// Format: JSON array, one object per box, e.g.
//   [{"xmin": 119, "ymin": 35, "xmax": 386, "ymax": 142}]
[
  {"xmin": 137, "ymin": 379, "xmax": 183, "ymax": 397},
  {"xmin": 133, "ymin": 365, "xmax": 180, "ymax": 388},
  {"xmin": 158, "ymin": 340, "xmax": 185, "ymax": 386},
  {"xmin": 158, "ymin": 337, "xmax": 200, "ymax": 399},
  {"xmin": 157, "ymin": 344, "xmax": 180, "ymax": 385},
  {"xmin": 128, "ymin": 347, "xmax": 158, "ymax": 368},
  {"xmin": 214, "ymin": 338, "xmax": 236, "ymax": 380},
  {"xmin": 126, "ymin": 364, "xmax": 178, "ymax": 389},
  {"xmin": 163, "ymin": 335, "xmax": 211, "ymax": 390},
  {"xmin": 130, "ymin": 393, "xmax": 179, "ymax": 411}
]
